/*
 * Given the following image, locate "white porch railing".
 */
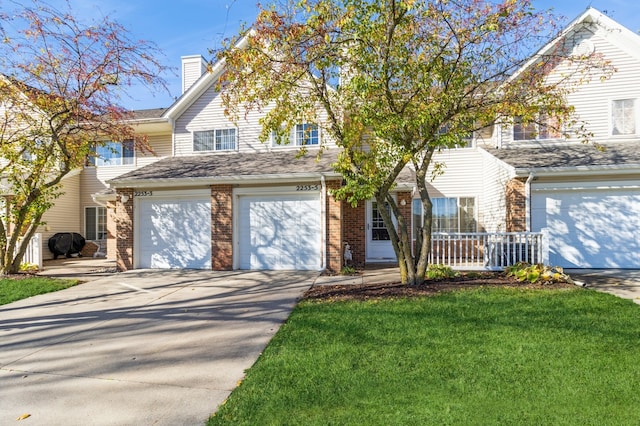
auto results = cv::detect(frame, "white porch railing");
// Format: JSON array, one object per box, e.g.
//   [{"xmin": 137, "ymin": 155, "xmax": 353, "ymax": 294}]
[
  {"xmin": 16, "ymin": 233, "xmax": 43, "ymax": 270},
  {"xmin": 428, "ymin": 231, "xmax": 548, "ymax": 271}
]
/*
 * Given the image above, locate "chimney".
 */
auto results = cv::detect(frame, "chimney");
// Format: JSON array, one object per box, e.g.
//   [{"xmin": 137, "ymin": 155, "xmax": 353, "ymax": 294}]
[{"xmin": 181, "ymin": 55, "xmax": 207, "ymax": 94}]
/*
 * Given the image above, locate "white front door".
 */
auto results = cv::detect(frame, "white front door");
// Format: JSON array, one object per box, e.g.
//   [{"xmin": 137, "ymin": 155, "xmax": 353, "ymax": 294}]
[{"xmin": 366, "ymin": 199, "xmax": 397, "ymax": 261}]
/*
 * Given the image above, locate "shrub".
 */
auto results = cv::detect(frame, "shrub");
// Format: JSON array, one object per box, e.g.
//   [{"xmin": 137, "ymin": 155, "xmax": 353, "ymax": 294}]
[
  {"xmin": 427, "ymin": 264, "xmax": 458, "ymax": 280},
  {"xmin": 19, "ymin": 263, "xmax": 39, "ymax": 272},
  {"xmin": 505, "ymin": 262, "xmax": 574, "ymax": 284},
  {"xmin": 341, "ymin": 266, "xmax": 357, "ymax": 275}
]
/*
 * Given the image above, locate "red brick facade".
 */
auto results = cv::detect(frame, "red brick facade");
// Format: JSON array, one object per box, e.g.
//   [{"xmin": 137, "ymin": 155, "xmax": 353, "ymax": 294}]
[
  {"xmin": 505, "ymin": 178, "xmax": 526, "ymax": 232},
  {"xmin": 211, "ymin": 185, "xmax": 233, "ymax": 270},
  {"xmin": 113, "ymin": 183, "xmax": 411, "ymax": 272},
  {"xmin": 343, "ymin": 200, "xmax": 366, "ymax": 268},
  {"xmin": 114, "ymin": 188, "xmax": 134, "ymax": 271},
  {"xmin": 325, "ymin": 180, "xmax": 343, "ymax": 272}
]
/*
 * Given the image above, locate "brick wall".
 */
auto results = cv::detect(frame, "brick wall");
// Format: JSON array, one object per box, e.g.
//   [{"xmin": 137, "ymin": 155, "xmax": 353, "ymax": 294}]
[
  {"xmin": 211, "ymin": 185, "xmax": 233, "ymax": 270},
  {"xmin": 343, "ymin": 200, "xmax": 365, "ymax": 268},
  {"xmin": 397, "ymin": 192, "xmax": 412, "ymax": 244},
  {"xmin": 325, "ymin": 180, "xmax": 343, "ymax": 272},
  {"xmin": 114, "ymin": 189, "xmax": 134, "ymax": 271},
  {"xmin": 506, "ymin": 178, "xmax": 526, "ymax": 232},
  {"xmin": 106, "ymin": 199, "xmax": 117, "ymax": 260}
]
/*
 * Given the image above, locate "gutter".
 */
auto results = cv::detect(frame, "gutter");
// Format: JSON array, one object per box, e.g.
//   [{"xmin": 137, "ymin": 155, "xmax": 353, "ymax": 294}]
[
  {"xmin": 513, "ymin": 163, "xmax": 640, "ymax": 178},
  {"xmin": 107, "ymin": 172, "xmax": 342, "ymax": 188},
  {"xmin": 320, "ymin": 174, "xmax": 326, "ymax": 271}
]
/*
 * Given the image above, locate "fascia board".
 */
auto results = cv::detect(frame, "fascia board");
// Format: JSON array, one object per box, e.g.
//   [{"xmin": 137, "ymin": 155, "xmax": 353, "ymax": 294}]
[
  {"xmin": 108, "ymin": 171, "xmax": 342, "ymax": 188},
  {"xmin": 514, "ymin": 163, "xmax": 640, "ymax": 178}
]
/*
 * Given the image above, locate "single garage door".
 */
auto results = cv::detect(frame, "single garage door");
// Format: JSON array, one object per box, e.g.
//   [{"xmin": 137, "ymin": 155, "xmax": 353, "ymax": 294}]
[
  {"xmin": 137, "ymin": 197, "xmax": 212, "ymax": 269},
  {"xmin": 238, "ymin": 193, "xmax": 321, "ymax": 270},
  {"xmin": 531, "ymin": 186, "xmax": 640, "ymax": 268}
]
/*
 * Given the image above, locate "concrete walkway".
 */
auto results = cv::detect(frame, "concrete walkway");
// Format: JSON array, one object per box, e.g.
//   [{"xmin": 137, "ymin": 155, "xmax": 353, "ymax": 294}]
[{"xmin": 1, "ymin": 269, "xmax": 315, "ymax": 425}]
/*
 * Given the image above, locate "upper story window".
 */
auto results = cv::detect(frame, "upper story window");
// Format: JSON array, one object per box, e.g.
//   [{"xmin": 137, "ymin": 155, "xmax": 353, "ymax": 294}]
[
  {"xmin": 513, "ymin": 114, "xmax": 561, "ymax": 141},
  {"xmin": 295, "ymin": 124, "xmax": 319, "ymax": 146},
  {"xmin": 94, "ymin": 140, "xmax": 134, "ymax": 166},
  {"xmin": 272, "ymin": 123, "xmax": 320, "ymax": 147},
  {"xmin": 193, "ymin": 128, "xmax": 237, "ymax": 152},
  {"xmin": 612, "ymin": 99, "xmax": 636, "ymax": 135}
]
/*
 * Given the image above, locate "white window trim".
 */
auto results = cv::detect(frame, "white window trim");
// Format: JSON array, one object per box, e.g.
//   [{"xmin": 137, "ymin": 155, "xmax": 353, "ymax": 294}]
[
  {"xmin": 94, "ymin": 140, "xmax": 135, "ymax": 167},
  {"xmin": 192, "ymin": 128, "xmax": 238, "ymax": 153},
  {"xmin": 271, "ymin": 123, "xmax": 321, "ymax": 147},
  {"xmin": 512, "ymin": 116, "xmax": 562, "ymax": 142},
  {"xmin": 610, "ymin": 98, "xmax": 638, "ymax": 137},
  {"xmin": 84, "ymin": 206, "xmax": 107, "ymax": 241},
  {"xmin": 412, "ymin": 196, "xmax": 477, "ymax": 236}
]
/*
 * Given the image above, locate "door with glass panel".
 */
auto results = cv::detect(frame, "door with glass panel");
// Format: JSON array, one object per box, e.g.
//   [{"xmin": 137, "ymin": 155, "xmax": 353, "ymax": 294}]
[{"xmin": 365, "ymin": 199, "xmax": 397, "ymax": 260}]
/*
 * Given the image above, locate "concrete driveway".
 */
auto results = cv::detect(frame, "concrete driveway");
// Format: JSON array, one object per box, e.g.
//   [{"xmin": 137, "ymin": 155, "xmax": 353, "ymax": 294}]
[
  {"xmin": 567, "ymin": 269, "xmax": 640, "ymax": 305},
  {"xmin": 0, "ymin": 269, "xmax": 316, "ymax": 425}
]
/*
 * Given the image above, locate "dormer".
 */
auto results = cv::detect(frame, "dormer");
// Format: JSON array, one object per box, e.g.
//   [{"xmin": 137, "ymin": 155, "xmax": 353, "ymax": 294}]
[{"xmin": 181, "ymin": 55, "xmax": 207, "ymax": 94}]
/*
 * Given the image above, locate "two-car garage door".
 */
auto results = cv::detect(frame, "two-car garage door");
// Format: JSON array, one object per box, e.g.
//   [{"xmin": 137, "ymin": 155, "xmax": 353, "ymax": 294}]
[
  {"xmin": 237, "ymin": 193, "xmax": 321, "ymax": 270},
  {"xmin": 531, "ymin": 184, "xmax": 640, "ymax": 268},
  {"xmin": 136, "ymin": 190, "xmax": 322, "ymax": 270}
]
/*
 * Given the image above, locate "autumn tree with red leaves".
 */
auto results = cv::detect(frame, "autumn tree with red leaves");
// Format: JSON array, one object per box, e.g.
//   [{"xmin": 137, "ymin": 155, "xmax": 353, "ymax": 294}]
[
  {"xmin": 0, "ymin": 0, "xmax": 168, "ymax": 274},
  {"xmin": 220, "ymin": 0, "xmax": 611, "ymax": 285}
]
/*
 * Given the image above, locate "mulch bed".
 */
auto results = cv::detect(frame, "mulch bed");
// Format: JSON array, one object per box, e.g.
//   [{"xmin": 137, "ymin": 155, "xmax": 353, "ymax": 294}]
[{"xmin": 305, "ymin": 272, "xmax": 576, "ymax": 302}]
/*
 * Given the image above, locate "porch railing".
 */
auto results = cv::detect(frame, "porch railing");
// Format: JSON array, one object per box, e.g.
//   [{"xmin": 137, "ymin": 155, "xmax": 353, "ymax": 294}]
[
  {"xmin": 16, "ymin": 233, "xmax": 43, "ymax": 270},
  {"xmin": 428, "ymin": 231, "xmax": 548, "ymax": 271}
]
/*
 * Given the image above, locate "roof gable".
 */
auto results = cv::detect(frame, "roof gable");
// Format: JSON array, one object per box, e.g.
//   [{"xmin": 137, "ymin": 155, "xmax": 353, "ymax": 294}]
[{"xmin": 508, "ymin": 7, "xmax": 640, "ymax": 84}]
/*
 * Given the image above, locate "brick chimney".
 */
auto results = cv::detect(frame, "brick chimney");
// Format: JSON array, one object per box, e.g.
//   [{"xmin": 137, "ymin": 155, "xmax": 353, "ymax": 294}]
[{"xmin": 181, "ymin": 55, "xmax": 207, "ymax": 94}]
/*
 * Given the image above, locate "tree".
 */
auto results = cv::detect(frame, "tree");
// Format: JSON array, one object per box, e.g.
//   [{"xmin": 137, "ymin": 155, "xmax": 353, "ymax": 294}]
[
  {"xmin": 0, "ymin": 0, "xmax": 169, "ymax": 274},
  {"xmin": 219, "ymin": 0, "xmax": 610, "ymax": 285}
]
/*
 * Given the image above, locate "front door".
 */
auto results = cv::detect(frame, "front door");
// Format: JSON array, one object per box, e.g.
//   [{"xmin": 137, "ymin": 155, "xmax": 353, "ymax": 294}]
[{"xmin": 366, "ymin": 199, "xmax": 397, "ymax": 261}]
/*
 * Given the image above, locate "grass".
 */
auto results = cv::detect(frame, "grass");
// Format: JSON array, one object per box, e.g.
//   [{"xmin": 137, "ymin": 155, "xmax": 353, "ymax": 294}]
[
  {"xmin": 209, "ymin": 287, "xmax": 640, "ymax": 425},
  {"xmin": 0, "ymin": 276, "xmax": 79, "ymax": 305}
]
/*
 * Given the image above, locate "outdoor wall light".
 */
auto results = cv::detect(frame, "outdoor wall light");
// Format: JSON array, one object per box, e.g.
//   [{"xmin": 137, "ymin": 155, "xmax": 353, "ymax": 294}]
[{"xmin": 120, "ymin": 194, "xmax": 130, "ymax": 203}]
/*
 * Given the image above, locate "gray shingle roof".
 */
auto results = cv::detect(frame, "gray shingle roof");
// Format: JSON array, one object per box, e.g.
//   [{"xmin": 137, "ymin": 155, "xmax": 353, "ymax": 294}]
[
  {"xmin": 109, "ymin": 149, "xmax": 341, "ymax": 184},
  {"xmin": 129, "ymin": 108, "xmax": 167, "ymax": 120},
  {"xmin": 483, "ymin": 142, "xmax": 640, "ymax": 171}
]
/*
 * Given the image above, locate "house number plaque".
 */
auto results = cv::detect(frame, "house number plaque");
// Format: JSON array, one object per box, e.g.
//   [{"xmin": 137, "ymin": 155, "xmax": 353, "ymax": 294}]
[
  {"xmin": 296, "ymin": 185, "xmax": 319, "ymax": 191},
  {"xmin": 134, "ymin": 191, "xmax": 153, "ymax": 197}
]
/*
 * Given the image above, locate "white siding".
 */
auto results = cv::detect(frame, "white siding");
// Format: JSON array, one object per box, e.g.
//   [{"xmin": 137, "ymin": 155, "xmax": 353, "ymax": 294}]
[
  {"xmin": 174, "ymin": 84, "xmax": 336, "ymax": 156},
  {"xmin": 39, "ymin": 174, "xmax": 81, "ymax": 260},
  {"xmin": 480, "ymin": 150, "xmax": 514, "ymax": 232},
  {"xmin": 502, "ymin": 26, "xmax": 640, "ymax": 147}
]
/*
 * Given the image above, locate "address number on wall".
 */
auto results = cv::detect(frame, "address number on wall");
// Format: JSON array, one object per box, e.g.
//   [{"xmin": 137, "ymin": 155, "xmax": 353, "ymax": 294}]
[
  {"xmin": 134, "ymin": 191, "xmax": 153, "ymax": 197},
  {"xmin": 296, "ymin": 185, "xmax": 319, "ymax": 191}
]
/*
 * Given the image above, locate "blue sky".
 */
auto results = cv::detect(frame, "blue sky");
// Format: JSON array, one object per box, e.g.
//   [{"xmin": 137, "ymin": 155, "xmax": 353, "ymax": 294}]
[{"xmin": 43, "ymin": 0, "xmax": 640, "ymax": 111}]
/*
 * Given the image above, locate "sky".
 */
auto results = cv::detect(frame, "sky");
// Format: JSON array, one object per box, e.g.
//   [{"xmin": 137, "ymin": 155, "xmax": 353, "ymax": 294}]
[{"xmin": 34, "ymin": 0, "xmax": 640, "ymax": 111}]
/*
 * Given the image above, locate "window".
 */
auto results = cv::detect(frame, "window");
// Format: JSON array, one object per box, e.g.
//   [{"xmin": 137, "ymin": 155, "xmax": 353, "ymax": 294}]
[
  {"xmin": 513, "ymin": 114, "xmax": 561, "ymax": 141},
  {"xmin": 295, "ymin": 124, "xmax": 319, "ymax": 146},
  {"xmin": 612, "ymin": 99, "xmax": 636, "ymax": 135},
  {"xmin": 193, "ymin": 128, "xmax": 237, "ymax": 152},
  {"xmin": 94, "ymin": 140, "xmax": 134, "ymax": 166},
  {"xmin": 85, "ymin": 206, "xmax": 107, "ymax": 240},
  {"xmin": 412, "ymin": 197, "xmax": 476, "ymax": 237}
]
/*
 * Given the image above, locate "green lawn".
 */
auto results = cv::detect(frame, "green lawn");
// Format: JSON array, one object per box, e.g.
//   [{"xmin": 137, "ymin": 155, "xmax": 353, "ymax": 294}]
[
  {"xmin": 210, "ymin": 287, "xmax": 640, "ymax": 425},
  {"xmin": 0, "ymin": 276, "xmax": 79, "ymax": 305}
]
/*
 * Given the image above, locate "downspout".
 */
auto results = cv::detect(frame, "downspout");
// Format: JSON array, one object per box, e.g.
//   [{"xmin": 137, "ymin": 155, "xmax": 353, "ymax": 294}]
[
  {"xmin": 320, "ymin": 174, "xmax": 327, "ymax": 271},
  {"xmin": 525, "ymin": 172, "xmax": 534, "ymax": 232}
]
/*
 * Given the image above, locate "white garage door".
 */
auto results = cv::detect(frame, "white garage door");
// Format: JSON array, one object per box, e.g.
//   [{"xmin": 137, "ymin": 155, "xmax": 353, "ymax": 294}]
[
  {"xmin": 238, "ymin": 193, "xmax": 321, "ymax": 270},
  {"xmin": 531, "ymin": 186, "xmax": 640, "ymax": 268},
  {"xmin": 137, "ymin": 197, "xmax": 211, "ymax": 269}
]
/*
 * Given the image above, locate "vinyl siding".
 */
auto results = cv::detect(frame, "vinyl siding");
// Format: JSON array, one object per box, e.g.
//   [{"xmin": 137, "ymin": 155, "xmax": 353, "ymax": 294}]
[
  {"xmin": 425, "ymin": 148, "xmax": 488, "ymax": 228},
  {"xmin": 503, "ymin": 26, "xmax": 640, "ymax": 147},
  {"xmin": 39, "ymin": 174, "xmax": 81, "ymax": 260},
  {"xmin": 174, "ymin": 84, "xmax": 336, "ymax": 156},
  {"xmin": 80, "ymin": 133, "xmax": 172, "ymax": 254}
]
